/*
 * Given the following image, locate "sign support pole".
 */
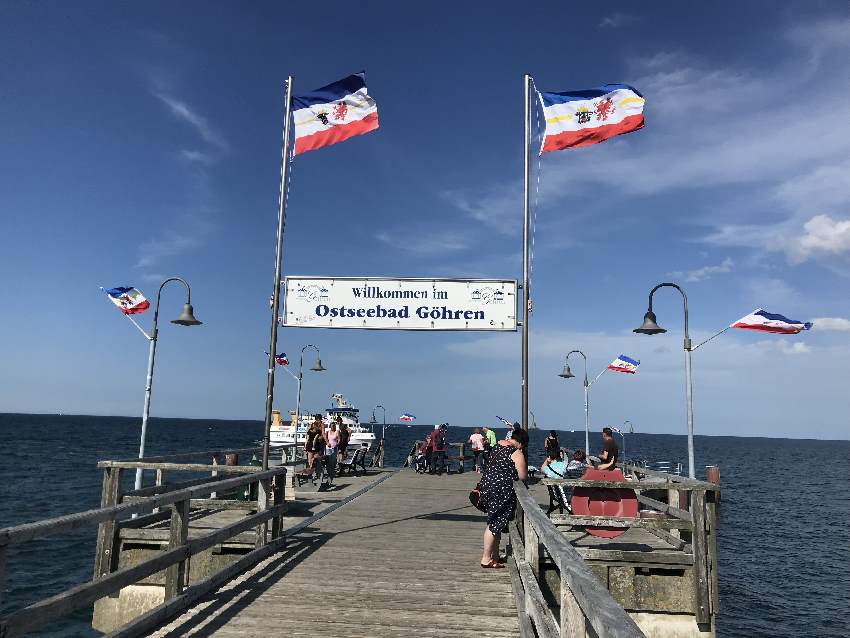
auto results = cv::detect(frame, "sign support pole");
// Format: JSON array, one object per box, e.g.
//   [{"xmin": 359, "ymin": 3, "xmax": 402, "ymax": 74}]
[
  {"xmin": 262, "ymin": 76, "xmax": 294, "ymax": 470},
  {"xmin": 521, "ymin": 73, "xmax": 532, "ymax": 431}
]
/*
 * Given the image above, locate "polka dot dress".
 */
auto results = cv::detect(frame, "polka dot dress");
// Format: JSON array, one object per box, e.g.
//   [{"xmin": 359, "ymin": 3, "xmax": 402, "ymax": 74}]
[{"xmin": 480, "ymin": 444, "xmax": 517, "ymax": 534}]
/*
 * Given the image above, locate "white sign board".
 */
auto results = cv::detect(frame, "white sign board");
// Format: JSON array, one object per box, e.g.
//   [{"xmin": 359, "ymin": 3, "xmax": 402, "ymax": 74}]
[{"xmin": 282, "ymin": 276, "xmax": 517, "ymax": 331}]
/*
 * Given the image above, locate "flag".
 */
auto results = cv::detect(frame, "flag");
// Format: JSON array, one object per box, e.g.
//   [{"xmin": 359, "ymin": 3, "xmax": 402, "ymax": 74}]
[
  {"xmin": 539, "ymin": 83, "xmax": 644, "ymax": 153},
  {"xmin": 264, "ymin": 351, "xmax": 290, "ymax": 365},
  {"xmin": 292, "ymin": 71, "xmax": 379, "ymax": 156},
  {"xmin": 730, "ymin": 309, "xmax": 813, "ymax": 334},
  {"xmin": 607, "ymin": 355, "xmax": 640, "ymax": 374},
  {"xmin": 496, "ymin": 415, "xmax": 514, "ymax": 427},
  {"xmin": 399, "ymin": 413, "xmax": 415, "ymax": 422},
  {"xmin": 104, "ymin": 287, "xmax": 150, "ymax": 315}
]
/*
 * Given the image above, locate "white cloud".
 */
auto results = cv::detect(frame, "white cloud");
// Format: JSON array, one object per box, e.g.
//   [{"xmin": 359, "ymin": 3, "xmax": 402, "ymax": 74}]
[
  {"xmin": 669, "ymin": 257, "xmax": 733, "ymax": 282},
  {"xmin": 599, "ymin": 13, "xmax": 636, "ymax": 29},
  {"xmin": 135, "ymin": 233, "xmax": 199, "ymax": 269},
  {"xmin": 180, "ymin": 149, "xmax": 215, "ymax": 165},
  {"xmin": 812, "ymin": 317, "xmax": 850, "ymax": 332},
  {"xmin": 740, "ymin": 277, "xmax": 798, "ymax": 308},
  {"xmin": 758, "ymin": 340, "xmax": 811, "ymax": 355},
  {"xmin": 787, "ymin": 215, "xmax": 850, "ymax": 264},
  {"xmin": 154, "ymin": 92, "xmax": 228, "ymax": 151},
  {"xmin": 441, "ymin": 186, "xmax": 520, "ymax": 236},
  {"xmin": 376, "ymin": 230, "xmax": 471, "ymax": 255}
]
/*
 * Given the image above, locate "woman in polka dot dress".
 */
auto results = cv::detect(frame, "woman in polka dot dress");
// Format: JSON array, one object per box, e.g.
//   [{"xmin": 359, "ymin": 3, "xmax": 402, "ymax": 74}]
[{"xmin": 479, "ymin": 430, "xmax": 528, "ymax": 568}]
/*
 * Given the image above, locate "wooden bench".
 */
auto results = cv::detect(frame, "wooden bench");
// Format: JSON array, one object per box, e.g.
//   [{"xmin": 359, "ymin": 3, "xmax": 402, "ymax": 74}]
[{"xmin": 338, "ymin": 448, "xmax": 367, "ymax": 476}]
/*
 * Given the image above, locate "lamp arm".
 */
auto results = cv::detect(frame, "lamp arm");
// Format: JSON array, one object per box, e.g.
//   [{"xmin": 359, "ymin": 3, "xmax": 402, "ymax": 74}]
[{"xmin": 648, "ymin": 282, "xmax": 690, "ymax": 350}]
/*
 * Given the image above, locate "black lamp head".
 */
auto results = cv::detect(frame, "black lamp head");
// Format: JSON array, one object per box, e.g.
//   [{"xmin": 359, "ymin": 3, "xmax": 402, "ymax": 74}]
[
  {"xmin": 311, "ymin": 357, "xmax": 326, "ymax": 372},
  {"xmin": 634, "ymin": 310, "xmax": 666, "ymax": 335},
  {"xmin": 558, "ymin": 364, "xmax": 575, "ymax": 379},
  {"xmin": 171, "ymin": 303, "xmax": 202, "ymax": 326}
]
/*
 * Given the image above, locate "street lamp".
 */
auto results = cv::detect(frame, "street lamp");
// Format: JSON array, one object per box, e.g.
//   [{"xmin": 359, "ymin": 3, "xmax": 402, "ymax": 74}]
[
  {"xmin": 371, "ymin": 404, "xmax": 387, "ymax": 467},
  {"xmin": 559, "ymin": 350, "xmax": 590, "ymax": 455},
  {"xmin": 620, "ymin": 420, "xmax": 633, "ymax": 465},
  {"xmin": 136, "ymin": 277, "xmax": 201, "ymax": 490},
  {"xmin": 293, "ymin": 345, "xmax": 326, "ymax": 441},
  {"xmin": 633, "ymin": 282, "xmax": 696, "ymax": 478}
]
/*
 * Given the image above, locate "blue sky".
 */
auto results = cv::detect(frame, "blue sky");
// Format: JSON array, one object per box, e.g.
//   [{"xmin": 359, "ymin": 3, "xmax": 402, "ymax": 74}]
[{"xmin": 1, "ymin": 1, "xmax": 849, "ymax": 440}]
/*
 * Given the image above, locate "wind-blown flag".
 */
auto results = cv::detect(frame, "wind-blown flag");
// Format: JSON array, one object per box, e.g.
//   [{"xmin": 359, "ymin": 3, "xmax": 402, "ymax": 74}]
[
  {"xmin": 607, "ymin": 355, "xmax": 640, "ymax": 374},
  {"xmin": 730, "ymin": 309, "xmax": 813, "ymax": 334},
  {"xmin": 539, "ymin": 83, "xmax": 645, "ymax": 153},
  {"xmin": 292, "ymin": 71, "xmax": 379, "ymax": 156},
  {"xmin": 264, "ymin": 351, "xmax": 290, "ymax": 365},
  {"xmin": 399, "ymin": 413, "xmax": 416, "ymax": 422},
  {"xmin": 496, "ymin": 415, "xmax": 514, "ymax": 427},
  {"xmin": 104, "ymin": 287, "xmax": 150, "ymax": 315}
]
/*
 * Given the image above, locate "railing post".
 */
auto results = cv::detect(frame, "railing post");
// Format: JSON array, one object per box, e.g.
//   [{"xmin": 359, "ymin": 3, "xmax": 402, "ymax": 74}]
[
  {"xmin": 271, "ymin": 471, "xmax": 286, "ymax": 540},
  {"xmin": 523, "ymin": 508, "xmax": 540, "ymax": 616},
  {"xmin": 691, "ymin": 489, "xmax": 710, "ymax": 626},
  {"xmin": 255, "ymin": 477, "xmax": 270, "ymax": 548},
  {"xmin": 706, "ymin": 489, "xmax": 720, "ymax": 614},
  {"xmin": 560, "ymin": 569, "xmax": 585, "ymax": 638},
  {"xmin": 164, "ymin": 498, "xmax": 190, "ymax": 599},
  {"xmin": 210, "ymin": 455, "xmax": 219, "ymax": 499},
  {"xmin": 154, "ymin": 468, "xmax": 165, "ymax": 513},
  {"xmin": 93, "ymin": 467, "xmax": 123, "ymax": 579}
]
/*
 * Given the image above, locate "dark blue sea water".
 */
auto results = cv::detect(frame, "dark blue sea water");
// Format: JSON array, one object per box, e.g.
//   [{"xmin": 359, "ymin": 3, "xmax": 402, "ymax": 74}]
[{"xmin": 1, "ymin": 414, "xmax": 848, "ymax": 637}]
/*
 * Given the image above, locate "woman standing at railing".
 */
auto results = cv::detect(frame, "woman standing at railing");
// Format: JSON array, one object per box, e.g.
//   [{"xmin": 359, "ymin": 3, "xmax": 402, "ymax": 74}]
[{"xmin": 479, "ymin": 429, "xmax": 527, "ymax": 568}]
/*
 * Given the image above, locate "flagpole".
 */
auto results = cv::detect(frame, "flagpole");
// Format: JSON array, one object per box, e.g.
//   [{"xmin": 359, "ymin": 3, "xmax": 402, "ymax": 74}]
[
  {"xmin": 262, "ymin": 76, "xmax": 294, "ymax": 471},
  {"xmin": 521, "ymin": 73, "xmax": 531, "ymax": 432}
]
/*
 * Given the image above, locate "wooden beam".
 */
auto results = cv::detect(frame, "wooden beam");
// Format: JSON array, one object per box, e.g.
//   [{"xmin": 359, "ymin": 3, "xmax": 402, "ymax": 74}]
[
  {"xmin": 560, "ymin": 569, "xmax": 585, "ymax": 638},
  {"xmin": 93, "ymin": 467, "xmax": 123, "ymax": 579},
  {"xmin": 574, "ymin": 547, "xmax": 693, "ymax": 565},
  {"xmin": 691, "ymin": 490, "xmax": 711, "ymax": 625},
  {"xmin": 635, "ymin": 493, "xmax": 694, "ymax": 522},
  {"xmin": 551, "ymin": 514, "xmax": 693, "ymax": 529},
  {"xmin": 515, "ymin": 556, "xmax": 559, "ymax": 637},
  {"xmin": 514, "ymin": 481, "xmax": 646, "ymax": 638},
  {"xmin": 164, "ymin": 499, "xmax": 190, "ymax": 599}
]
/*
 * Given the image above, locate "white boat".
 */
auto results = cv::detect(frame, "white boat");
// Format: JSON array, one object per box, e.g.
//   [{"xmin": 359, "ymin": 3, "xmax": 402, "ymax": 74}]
[{"xmin": 270, "ymin": 393, "xmax": 376, "ymax": 449}]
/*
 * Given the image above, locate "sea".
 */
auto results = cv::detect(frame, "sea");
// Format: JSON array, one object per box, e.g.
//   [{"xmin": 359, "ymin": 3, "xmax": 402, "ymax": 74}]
[{"xmin": 0, "ymin": 413, "xmax": 848, "ymax": 637}]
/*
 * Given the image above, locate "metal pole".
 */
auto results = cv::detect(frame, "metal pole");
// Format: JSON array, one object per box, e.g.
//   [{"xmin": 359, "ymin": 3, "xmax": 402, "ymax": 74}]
[
  {"xmin": 136, "ymin": 325, "xmax": 158, "ymax": 491},
  {"xmin": 521, "ymin": 73, "xmax": 532, "ymax": 431},
  {"xmin": 684, "ymin": 335, "xmax": 695, "ymax": 479},
  {"xmin": 583, "ymin": 378, "xmax": 590, "ymax": 457},
  {"xmin": 262, "ymin": 76, "xmax": 294, "ymax": 471},
  {"xmin": 135, "ymin": 276, "xmax": 194, "ymax": 490},
  {"xmin": 294, "ymin": 371, "xmax": 303, "ymax": 439}
]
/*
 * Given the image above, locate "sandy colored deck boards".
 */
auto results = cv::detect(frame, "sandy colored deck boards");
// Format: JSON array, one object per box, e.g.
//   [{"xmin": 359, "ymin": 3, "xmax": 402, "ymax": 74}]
[{"xmin": 151, "ymin": 469, "xmax": 519, "ymax": 637}]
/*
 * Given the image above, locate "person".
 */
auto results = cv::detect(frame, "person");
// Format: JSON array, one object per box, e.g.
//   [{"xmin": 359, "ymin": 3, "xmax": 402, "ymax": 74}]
[
  {"xmin": 304, "ymin": 417, "xmax": 322, "ymax": 470},
  {"xmin": 311, "ymin": 421, "xmax": 327, "ymax": 478},
  {"xmin": 566, "ymin": 449, "xmax": 588, "ymax": 478},
  {"xmin": 430, "ymin": 424, "xmax": 448, "ymax": 475},
  {"xmin": 325, "ymin": 421, "xmax": 340, "ymax": 484},
  {"xmin": 540, "ymin": 430, "xmax": 561, "ymax": 473},
  {"xmin": 511, "ymin": 423, "xmax": 529, "ymax": 461},
  {"xmin": 482, "ymin": 425, "xmax": 497, "ymax": 451},
  {"xmin": 421, "ymin": 429, "xmax": 434, "ymax": 473},
  {"xmin": 469, "ymin": 428, "xmax": 485, "ymax": 473},
  {"xmin": 479, "ymin": 430, "xmax": 527, "ymax": 568},
  {"xmin": 337, "ymin": 418, "xmax": 350, "ymax": 463},
  {"xmin": 597, "ymin": 427, "xmax": 619, "ymax": 471}
]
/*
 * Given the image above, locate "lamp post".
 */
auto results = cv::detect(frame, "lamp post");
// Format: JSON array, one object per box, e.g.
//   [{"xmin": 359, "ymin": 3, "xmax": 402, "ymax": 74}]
[
  {"xmin": 293, "ymin": 344, "xmax": 326, "ymax": 440},
  {"xmin": 559, "ymin": 350, "xmax": 589, "ymax": 455},
  {"xmin": 136, "ymin": 277, "xmax": 201, "ymax": 490},
  {"xmin": 371, "ymin": 404, "xmax": 386, "ymax": 467},
  {"xmin": 633, "ymin": 282, "xmax": 696, "ymax": 478},
  {"xmin": 620, "ymin": 420, "xmax": 632, "ymax": 465}
]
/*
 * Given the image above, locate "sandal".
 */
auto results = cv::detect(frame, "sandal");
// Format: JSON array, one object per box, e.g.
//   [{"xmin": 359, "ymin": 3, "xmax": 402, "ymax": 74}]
[{"xmin": 480, "ymin": 560, "xmax": 506, "ymax": 569}]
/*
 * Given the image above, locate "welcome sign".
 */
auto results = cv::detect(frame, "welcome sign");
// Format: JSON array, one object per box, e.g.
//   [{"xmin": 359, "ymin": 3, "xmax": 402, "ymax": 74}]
[{"xmin": 282, "ymin": 276, "xmax": 517, "ymax": 331}]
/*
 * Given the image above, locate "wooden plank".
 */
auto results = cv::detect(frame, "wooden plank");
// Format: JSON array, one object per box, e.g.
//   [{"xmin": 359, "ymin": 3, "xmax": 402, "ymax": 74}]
[
  {"xmin": 625, "ymin": 465, "xmax": 716, "ymax": 489},
  {"xmin": 93, "ymin": 467, "xmax": 122, "ymax": 579},
  {"xmin": 635, "ymin": 493, "xmax": 694, "ymax": 522},
  {"xmin": 551, "ymin": 515, "xmax": 692, "ymax": 529},
  {"xmin": 164, "ymin": 499, "xmax": 190, "ymax": 599},
  {"xmin": 516, "ymin": 557, "xmax": 559, "ymax": 637},
  {"xmin": 121, "ymin": 496, "xmax": 257, "ymax": 511},
  {"xmin": 707, "ymin": 491, "xmax": 719, "ymax": 614},
  {"xmin": 574, "ymin": 547, "xmax": 694, "ymax": 565},
  {"xmin": 255, "ymin": 478, "xmax": 269, "ymax": 549},
  {"xmin": 0, "ymin": 466, "xmax": 286, "ymax": 546},
  {"xmin": 97, "ymin": 461, "xmax": 263, "ymax": 473},
  {"xmin": 506, "ymin": 553, "xmax": 535, "ymax": 638},
  {"xmin": 560, "ymin": 569, "xmax": 585, "ymax": 638},
  {"xmin": 691, "ymin": 490, "xmax": 711, "ymax": 624},
  {"xmin": 643, "ymin": 525, "xmax": 687, "ymax": 550},
  {"xmin": 514, "ymin": 481, "xmax": 646, "ymax": 638}
]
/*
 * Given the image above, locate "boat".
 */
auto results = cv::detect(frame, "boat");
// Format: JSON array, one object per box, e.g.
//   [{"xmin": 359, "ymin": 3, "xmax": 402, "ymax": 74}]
[{"xmin": 270, "ymin": 393, "xmax": 377, "ymax": 449}]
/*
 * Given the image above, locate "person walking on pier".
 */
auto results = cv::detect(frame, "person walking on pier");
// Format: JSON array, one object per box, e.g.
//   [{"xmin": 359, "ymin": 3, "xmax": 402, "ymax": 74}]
[
  {"xmin": 469, "ymin": 428, "xmax": 485, "ymax": 473},
  {"xmin": 479, "ymin": 430, "xmax": 527, "ymax": 568},
  {"xmin": 337, "ymin": 418, "xmax": 350, "ymax": 463},
  {"xmin": 305, "ymin": 417, "xmax": 322, "ymax": 470}
]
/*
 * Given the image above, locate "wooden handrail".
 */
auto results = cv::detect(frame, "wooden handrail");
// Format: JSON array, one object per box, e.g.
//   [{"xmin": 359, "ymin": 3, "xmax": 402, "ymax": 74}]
[
  {"xmin": 0, "ymin": 467, "xmax": 286, "ymax": 547},
  {"xmin": 512, "ymin": 481, "xmax": 646, "ymax": 638}
]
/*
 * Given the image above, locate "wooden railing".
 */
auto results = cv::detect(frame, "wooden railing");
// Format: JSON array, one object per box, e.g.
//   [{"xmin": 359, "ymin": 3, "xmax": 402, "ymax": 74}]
[
  {"xmin": 0, "ymin": 457, "xmax": 288, "ymax": 637},
  {"xmin": 510, "ymin": 481, "xmax": 647, "ymax": 638},
  {"xmin": 519, "ymin": 465, "xmax": 720, "ymax": 635}
]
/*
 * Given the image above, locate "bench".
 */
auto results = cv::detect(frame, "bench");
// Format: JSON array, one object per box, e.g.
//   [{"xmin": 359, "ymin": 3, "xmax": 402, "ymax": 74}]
[{"xmin": 338, "ymin": 447, "xmax": 367, "ymax": 476}]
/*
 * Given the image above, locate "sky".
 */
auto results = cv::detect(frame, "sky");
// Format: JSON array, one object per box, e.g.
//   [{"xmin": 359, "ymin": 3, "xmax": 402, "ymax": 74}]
[{"xmin": 1, "ymin": 1, "xmax": 849, "ymax": 440}]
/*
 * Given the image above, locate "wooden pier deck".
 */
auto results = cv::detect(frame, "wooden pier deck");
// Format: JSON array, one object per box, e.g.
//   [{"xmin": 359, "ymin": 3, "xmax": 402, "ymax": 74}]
[{"xmin": 150, "ymin": 469, "xmax": 519, "ymax": 637}]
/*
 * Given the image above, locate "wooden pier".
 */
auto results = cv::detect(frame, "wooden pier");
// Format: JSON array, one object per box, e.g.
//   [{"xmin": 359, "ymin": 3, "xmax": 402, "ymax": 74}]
[{"xmin": 0, "ymin": 445, "xmax": 718, "ymax": 637}]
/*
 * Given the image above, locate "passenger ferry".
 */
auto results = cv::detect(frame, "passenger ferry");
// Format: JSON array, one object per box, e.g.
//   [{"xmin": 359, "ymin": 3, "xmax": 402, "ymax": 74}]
[{"xmin": 270, "ymin": 393, "xmax": 377, "ymax": 449}]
